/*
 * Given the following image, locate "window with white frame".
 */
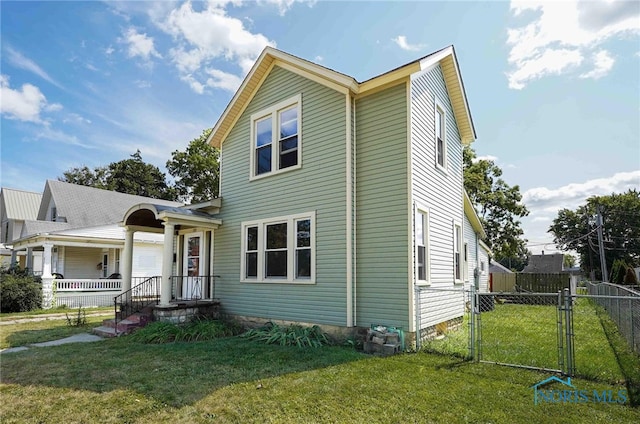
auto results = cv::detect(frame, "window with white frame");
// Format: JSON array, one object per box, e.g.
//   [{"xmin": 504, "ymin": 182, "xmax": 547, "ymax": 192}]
[
  {"xmin": 463, "ymin": 242, "xmax": 469, "ymax": 282},
  {"xmin": 454, "ymin": 223, "xmax": 462, "ymax": 282},
  {"xmin": 435, "ymin": 103, "xmax": 446, "ymax": 168},
  {"xmin": 415, "ymin": 209, "xmax": 429, "ymax": 283},
  {"xmin": 241, "ymin": 212, "xmax": 315, "ymax": 283},
  {"xmin": 251, "ymin": 95, "xmax": 301, "ymax": 179}
]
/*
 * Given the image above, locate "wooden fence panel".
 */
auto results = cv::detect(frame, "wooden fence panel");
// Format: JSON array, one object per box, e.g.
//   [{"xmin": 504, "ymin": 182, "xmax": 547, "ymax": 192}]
[
  {"xmin": 516, "ymin": 273, "xmax": 570, "ymax": 293},
  {"xmin": 491, "ymin": 274, "xmax": 516, "ymax": 292}
]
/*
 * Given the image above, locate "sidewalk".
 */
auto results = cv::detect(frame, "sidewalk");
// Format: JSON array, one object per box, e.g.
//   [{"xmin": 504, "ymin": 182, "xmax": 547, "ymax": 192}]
[{"xmin": 0, "ymin": 310, "xmax": 113, "ymax": 355}]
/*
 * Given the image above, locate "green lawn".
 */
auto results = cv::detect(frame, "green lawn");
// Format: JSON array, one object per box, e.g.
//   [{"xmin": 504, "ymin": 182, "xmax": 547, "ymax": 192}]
[
  {"xmin": 1, "ymin": 312, "xmax": 639, "ymax": 423},
  {"xmin": 0, "ymin": 315, "xmax": 107, "ymax": 349}
]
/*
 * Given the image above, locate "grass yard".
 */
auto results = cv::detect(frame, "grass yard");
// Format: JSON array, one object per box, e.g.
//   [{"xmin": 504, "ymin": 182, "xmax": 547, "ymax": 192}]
[
  {"xmin": 0, "ymin": 315, "xmax": 107, "ymax": 349},
  {"xmin": 1, "ymin": 334, "xmax": 639, "ymax": 423}
]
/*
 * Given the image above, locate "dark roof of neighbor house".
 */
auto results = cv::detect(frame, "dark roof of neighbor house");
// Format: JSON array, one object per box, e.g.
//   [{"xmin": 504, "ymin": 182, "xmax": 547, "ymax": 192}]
[
  {"xmin": 21, "ymin": 220, "xmax": 73, "ymax": 237},
  {"xmin": 489, "ymin": 261, "xmax": 513, "ymax": 274},
  {"xmin": 0, "ymin": 188, "xmax": 42, "ymax": 220},
  {"xmin": 35, "ymin": 180, "xmax": 183, "ymax": 231},
  {"xmin": 522, "ymin": 253, "xmax": 564, "ymax": 273}
]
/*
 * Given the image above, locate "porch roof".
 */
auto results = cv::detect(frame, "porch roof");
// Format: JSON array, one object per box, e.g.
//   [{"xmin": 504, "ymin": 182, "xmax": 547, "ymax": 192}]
[{"xmin": 123, "ymin": 203, "xmax": 222, "ymax": 232}]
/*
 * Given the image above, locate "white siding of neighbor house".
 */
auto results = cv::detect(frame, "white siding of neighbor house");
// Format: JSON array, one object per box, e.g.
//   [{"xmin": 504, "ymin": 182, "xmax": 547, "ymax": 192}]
[
  {"xmin": 410, "ymin": 64, "xmax": 465, "ymax": 329},
  {"xmin": 478, "ymin": 243, "xmax": 489, "ymax": 293},
  {"xmin": 462, "ymin": 213, "xmax": 489, "ymax": 293},
  {"xmin": 64, "ymin": 247, "xmax": 104, "ymax": 278}
]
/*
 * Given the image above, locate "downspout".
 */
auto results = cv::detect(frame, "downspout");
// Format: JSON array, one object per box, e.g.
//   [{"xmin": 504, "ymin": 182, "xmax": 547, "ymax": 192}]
[
  {"xmin": 346, "ymin": 92, "xmax": 353, "ymax": 327},
  {"xmin": 352, "ymin": 96, "xmax": 357, "ymax": 326}
]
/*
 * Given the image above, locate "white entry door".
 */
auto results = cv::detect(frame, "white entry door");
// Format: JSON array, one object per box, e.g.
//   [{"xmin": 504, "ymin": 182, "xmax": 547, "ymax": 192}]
[{"xmin": 182, "ymin": 232, "xmax": 204, "ymax": 299}]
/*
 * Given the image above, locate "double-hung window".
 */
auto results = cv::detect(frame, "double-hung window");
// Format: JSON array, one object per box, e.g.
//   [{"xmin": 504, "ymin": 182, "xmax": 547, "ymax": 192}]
[
  {"xmin": 435, "ymin": 103, "xmax": 446, "ymax": 169},
  {"xmin": 415, "ymin": 208, "xmax": 429, "ymax": 284},
  {"xmin": 241, "ymin": 212, "xmax": 315, "ymax": 283},
  {"xmin": 251, "ymin": 95, "xmax": 302, "ymax": 179},
  {"xmin": 454, "ymin": 223, "xmax": 462, "ymax": 283}
]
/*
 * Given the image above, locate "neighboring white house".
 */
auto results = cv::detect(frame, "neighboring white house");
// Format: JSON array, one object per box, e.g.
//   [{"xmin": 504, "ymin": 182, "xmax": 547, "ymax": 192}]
[
  {"xmin": 10, "ymin": 180, "xmax": 182, "ymax": 280},
  {"xmin": 0, "ymin": 187, "xmax": 43, "ymax": 269}
]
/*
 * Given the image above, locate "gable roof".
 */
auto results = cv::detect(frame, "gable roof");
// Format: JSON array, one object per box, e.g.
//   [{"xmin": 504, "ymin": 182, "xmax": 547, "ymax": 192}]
[
  {"xmin": 36, "ymin": 180, "xmax": 182, "ymax": 231},
  {"xmin": 1, "ymin": 188, "xmax": 42, "ymax": 220},
  {"xmin": 464, "ymin": 191, "xmax": 486, "ymax": 239},
  {"xmin": 522, "ymin": 253, "xmax": 564, "ymax": 273},
  {"xmin": 207, "ymin": 45, "xmax": 476, "ymax": 148}
]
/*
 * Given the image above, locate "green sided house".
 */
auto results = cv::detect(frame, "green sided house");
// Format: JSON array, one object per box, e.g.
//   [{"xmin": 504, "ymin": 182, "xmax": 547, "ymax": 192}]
[{"xmin": 119, "ymin": 45, "xmax": 488, "ymax": 345}]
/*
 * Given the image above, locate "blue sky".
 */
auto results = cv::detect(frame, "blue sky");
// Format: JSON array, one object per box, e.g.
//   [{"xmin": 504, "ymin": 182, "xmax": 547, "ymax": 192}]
[{"xmin": 1, "ymin": 0, "xmax": 639, "ymax": 255}]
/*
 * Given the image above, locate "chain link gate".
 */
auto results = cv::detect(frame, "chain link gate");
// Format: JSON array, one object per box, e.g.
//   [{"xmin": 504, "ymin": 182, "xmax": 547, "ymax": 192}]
[{"xmin": 470, "ymin": 285, "xmax": 576, "ymax": 376}]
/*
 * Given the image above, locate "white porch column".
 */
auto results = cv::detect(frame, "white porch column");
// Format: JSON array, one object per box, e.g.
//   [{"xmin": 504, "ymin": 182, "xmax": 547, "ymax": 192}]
[
  {"xmin": 122, "ymin": 227, "xmax": 134, "ymax": 293},
  {"xmin": 160, "ymin": 222, "xmax": 175, "ymax": 306},
  {"xmin": 26, "ymin": 247, "xmax": 34, "ymax": 272},
  {"xmin": 10, "ymin": 249, "xmax": 17, "ymax": 268},
  {"xmin": 41, "ymin": 242, "xmax": 54, "ymax": 309}
]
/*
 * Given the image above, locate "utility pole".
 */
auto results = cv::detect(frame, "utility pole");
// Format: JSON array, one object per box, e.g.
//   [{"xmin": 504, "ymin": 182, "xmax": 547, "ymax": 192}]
[{"xmin": 596, "ymin": 205, "xmax": 608, "ymax": 282}]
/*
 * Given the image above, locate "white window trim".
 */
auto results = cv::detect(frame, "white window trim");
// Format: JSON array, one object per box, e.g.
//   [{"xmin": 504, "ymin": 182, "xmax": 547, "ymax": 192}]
[
  {"xmin": 453, "ymin": 221, "xmax": 463, "ymax": 285},
  {"xmin": 434, "ymin": 100, "xmax": 447, "ymax": 172},
  {"xmin": 249, "ymin": 94, "xmax": 302, "ymax": 181},
  {"xmin": 463, "ymin": 242, "xmax": 469, "ymax": 282},
  {"xmin": 240, "ymin": 211, "xmax": 316, "ymax": 284},
  {"xmin": 414, "ymin": 204, "xmax": 430, "ymax": 286}
]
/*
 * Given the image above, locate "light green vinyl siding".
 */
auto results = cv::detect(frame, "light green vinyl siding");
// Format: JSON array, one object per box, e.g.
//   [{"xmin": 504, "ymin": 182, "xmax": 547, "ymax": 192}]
[
  {"xmin": 214, "ymin": 65, "xmax": 349, "ymax": 326},
  {"xmin": 355, "ymin": 82, "xmax": 410, "ymax": 329}
]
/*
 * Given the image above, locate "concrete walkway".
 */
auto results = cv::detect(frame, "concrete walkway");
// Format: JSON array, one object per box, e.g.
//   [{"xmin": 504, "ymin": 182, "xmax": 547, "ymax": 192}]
[
  {"xmin": 1, "ymin": 311, "xmax": 113, "ymax": 355},
  {"xmin": 0, "ymin": 333, "xmax": 105, "ymax": 355}
]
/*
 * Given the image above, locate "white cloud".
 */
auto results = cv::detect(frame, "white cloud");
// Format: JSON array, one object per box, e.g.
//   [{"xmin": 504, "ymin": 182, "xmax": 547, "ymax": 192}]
[
  {"xmin": 159, "ymin": 1, "xmax": 274, "ymax": 93},
  {"xmin": 205, "ymin": 68, "xmax": 243, "ymax": 92},
  {"xmin": 392, "ymin": 35, "xmax": 425, "ymax": 52},
  {"xmin": 4, "ymin": 46, "xmax": 63, "ymax": 89},
  {"xmin": 105, "ymin": 46, "xmax": 115, "ymax": 56},
  {"xmin": 0, "ymin": 75, "xmax": 48, "ymax": 123},
  {"xmin": 258, "ymin": 0, "xmax": 315, "ymax": 16},
  {"xmin": 506, "ymin": 0, "xmax": 639, "ymax": 89},
  {"xmin": 315, "ymin": 55, "xmax": 324, "ymax": 62},
  {"xmin": 521, "ymin": 170, "xmax": 640, "ymax": 254},
  {"xmin": 121, "ymin": 27, "xmax": 162, "ymax": 61},
  {"xmin": 580, "ymin": 49, "xmax": 615, "ymax": 79}
]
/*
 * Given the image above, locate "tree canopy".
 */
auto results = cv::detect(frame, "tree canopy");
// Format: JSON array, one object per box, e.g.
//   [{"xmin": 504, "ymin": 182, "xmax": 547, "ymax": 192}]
[
  {"xmin": 463, "ymin": 146, "xmax": 530, "ymax": 270},
  {"xmin": 59, "ymin": 150, "xmax": 178, "ymax": 201},
  {"xmin": 548, "ymin": 189, "xmax": 640, "ymax": 280},
  {"xmin": 166, "ymin": 128, "xmax": 219, "ymax": 203}
]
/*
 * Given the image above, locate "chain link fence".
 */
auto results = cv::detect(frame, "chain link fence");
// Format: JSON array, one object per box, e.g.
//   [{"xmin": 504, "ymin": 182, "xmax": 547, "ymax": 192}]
[
  {"xmin": 419, "ymin": 282, "xmax": 640, "ymax": 381},
  {"xmin": 586, "ymin": 282, "xmax": 640, "ymax": 354}
]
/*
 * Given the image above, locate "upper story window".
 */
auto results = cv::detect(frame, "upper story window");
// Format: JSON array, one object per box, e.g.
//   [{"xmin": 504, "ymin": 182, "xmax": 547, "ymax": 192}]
[
  {"xmin": 250, "ymin": 94, "xmax": 302, "ymax": 179},
  {"xmin": 51, "ymin": 207, "xmax": 57, "ymax": 222},
  {"xmin": 241, "ymin": 211, "xmax": 315, "ymax": 284},
  {"xmin": 435, "ymin": 103, "xmax": 446, "ymax": 169},
  {"xmin": 415, "ymin": 208, "xmax": 430, "ymax": 284}
]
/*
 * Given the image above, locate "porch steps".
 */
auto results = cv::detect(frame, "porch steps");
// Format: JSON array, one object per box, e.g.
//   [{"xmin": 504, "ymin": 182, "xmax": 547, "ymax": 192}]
[{"xmin": 93, "ymin": 309, "xmax": 153, "ymax": 338}]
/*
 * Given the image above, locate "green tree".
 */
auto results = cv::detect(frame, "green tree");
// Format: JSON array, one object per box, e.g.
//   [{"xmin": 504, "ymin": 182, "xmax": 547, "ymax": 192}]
[
  {"xmin": 59, "ymin": 165, "xmax": 108, "ymax": 189},
  {"xmin": 463, "ymin": 146, "xmax": 529, "ymax": 269},
  {"xmin": 549, "ymin": 189, "xmax": 640, "ymax": 280},
  {"xmin": 59, "ymin": 151, "xmax": 178, "ymax": 201},
  {"xmin": 106, "ymin": 150, "xmax": 177, "ymax": 200},
  {"xmin": 563, "ymin": 254, "xmax": 576, "ymax": 269},
  {"xmin": 166, "ymin": 129, "xmax": 219, "ymax": 203}
]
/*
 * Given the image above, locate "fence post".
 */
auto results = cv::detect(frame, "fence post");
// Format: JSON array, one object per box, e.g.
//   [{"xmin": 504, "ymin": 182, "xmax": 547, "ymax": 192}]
[
  {"xmin": 557, "ymin": 291, "xmax": 564, "ymax": 374},
  {"xmin": 563, "ymin": 288, "xmax": 575, "ymax": 376},
  {"xmin": 470, "ymin": 283, "xmax": 476, "ymax": 361}
]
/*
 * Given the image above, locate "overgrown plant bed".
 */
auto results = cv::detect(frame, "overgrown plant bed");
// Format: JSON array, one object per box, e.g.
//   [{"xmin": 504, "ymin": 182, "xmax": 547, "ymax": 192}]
[
  {"xmin": 128, "ymin": 318, "xmax": 244, "ymax": 343},
  {"xmin": 241, "ymin": 321, "xmax": 330, "ymax": 347}
]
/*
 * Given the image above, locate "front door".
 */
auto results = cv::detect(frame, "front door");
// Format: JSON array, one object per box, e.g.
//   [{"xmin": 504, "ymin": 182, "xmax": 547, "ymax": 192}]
[{"xmin": 182, "ymin": 232, "xmax": 204, "ymax": 299}]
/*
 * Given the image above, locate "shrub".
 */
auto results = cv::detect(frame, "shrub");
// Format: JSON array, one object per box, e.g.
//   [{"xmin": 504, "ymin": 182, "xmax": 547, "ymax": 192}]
[
  {"xmin": 129, "ymin": 318, "xmax": 243, "ymax": 344},
  {"xmin": 241, "ymin": 322, "xmax": 330, "ymax": 348},
  {"xmin": 0, "ymin": 267, "xmax": 42, "ymax": 312}
]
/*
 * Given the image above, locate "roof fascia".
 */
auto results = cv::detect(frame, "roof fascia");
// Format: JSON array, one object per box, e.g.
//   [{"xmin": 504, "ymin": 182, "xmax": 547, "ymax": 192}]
[
  {"xmin": 358, "ymin": 63, "xmax": 420, "ymax": 97},
  {"xmin": 208, "ymin": 47, "xmax": 358, "ymax": 149},
  {"xmin": 464, "ymin": 191, "xmax": 486, "ymax": 239}
]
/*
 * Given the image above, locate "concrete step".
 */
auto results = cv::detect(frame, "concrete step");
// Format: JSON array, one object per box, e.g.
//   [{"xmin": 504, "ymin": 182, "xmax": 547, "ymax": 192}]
[{"xmin": 92, "ymin": 326, "xmax": 119, "ymax": 338}]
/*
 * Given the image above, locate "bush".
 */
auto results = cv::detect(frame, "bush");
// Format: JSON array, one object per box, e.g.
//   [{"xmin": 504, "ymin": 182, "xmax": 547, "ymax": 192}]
[
  {"xmin": 623, "ymin": 267, "xmax": 638, "ymax": 286},
  {"xmin": 129, "ymin": 318, "xmax": 244, "ymax": 344},
  {"xmin": 241, "ymin": 322, "xmax": 330, "ymax": 348},
  {"xmin": 0, "ymin": 267, "xmax": 42, "ymax": 312}
]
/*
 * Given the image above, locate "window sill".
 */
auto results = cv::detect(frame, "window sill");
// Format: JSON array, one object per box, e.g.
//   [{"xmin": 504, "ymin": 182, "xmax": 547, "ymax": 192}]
[
  {"xmin": 435, "ymin": 163, "xmax": 449, "ymax": 176},
  {"xmin": 250, "ymin": 164, "xmax": 301, "ymax": 181},
  {"xmin": 241, "ymin": 278, "xmax": 316, "ymax": 285},
  {"xmin": 416, "ymin": 280, "xmax": 431, "ymax": 286}
]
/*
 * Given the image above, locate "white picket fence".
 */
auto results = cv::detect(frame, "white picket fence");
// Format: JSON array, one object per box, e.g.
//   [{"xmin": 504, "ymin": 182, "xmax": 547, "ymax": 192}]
[{"xmin": 55, "ymin": 279, "xmax": 122, "ymax": 291}]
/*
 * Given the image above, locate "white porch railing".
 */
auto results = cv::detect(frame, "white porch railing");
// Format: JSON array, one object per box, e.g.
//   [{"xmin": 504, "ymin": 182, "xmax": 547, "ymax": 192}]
[{"xmin": 55, "ymin": 279, "xmax": 122, "ymax": 291}]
